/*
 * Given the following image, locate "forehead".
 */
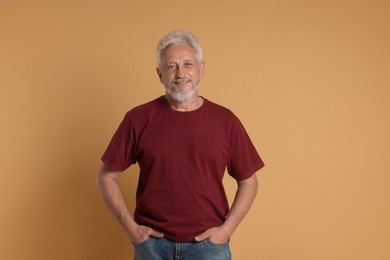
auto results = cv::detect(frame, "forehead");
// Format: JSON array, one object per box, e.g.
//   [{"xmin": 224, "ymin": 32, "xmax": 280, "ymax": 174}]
[{"xmin": 160, "ymin": 44, "xmax": 198, "ymax": 63}]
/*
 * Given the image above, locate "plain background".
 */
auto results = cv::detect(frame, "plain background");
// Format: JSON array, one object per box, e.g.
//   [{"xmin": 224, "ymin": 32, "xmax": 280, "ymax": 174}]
[{"xmin": 1, "ymin": 0, "xmax": 389, "ymax": 259}]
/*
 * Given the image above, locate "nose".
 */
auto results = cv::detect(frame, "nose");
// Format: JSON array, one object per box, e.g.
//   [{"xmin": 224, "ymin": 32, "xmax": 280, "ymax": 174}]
[{"xmin": 175, "ymin": 65, "xmax": 185, "ymax": 78}]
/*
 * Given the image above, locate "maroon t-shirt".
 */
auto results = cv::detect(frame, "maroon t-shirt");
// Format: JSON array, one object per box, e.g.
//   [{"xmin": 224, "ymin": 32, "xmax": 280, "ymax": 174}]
[{"xmin": 101, "ymin": 96, "xmax": 264, "ymax": 242}]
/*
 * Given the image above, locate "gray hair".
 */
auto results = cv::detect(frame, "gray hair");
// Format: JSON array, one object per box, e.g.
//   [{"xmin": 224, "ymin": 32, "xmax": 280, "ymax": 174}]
[{"xmin": 156, "ymin": 30, "xmax": 203, "ymax": 67}]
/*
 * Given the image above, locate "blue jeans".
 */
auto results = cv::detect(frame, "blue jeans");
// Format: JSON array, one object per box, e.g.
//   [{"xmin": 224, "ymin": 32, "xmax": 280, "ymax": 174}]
[{"xmin": 133, "ymin": 237, "xmax": 231, "ymax": 260}]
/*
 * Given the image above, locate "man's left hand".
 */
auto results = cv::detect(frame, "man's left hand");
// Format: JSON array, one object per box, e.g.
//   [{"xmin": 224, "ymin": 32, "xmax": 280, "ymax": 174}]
[{"xmin": 194, "ymin": 226, "xmax": 231, "ymax": 244}]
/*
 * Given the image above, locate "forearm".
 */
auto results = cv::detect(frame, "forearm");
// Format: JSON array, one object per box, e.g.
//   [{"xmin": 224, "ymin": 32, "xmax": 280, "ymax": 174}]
[
  {"xmin": 96, "ymin": 165, "xmax": 137, "ymax": 238},
  {"xmin": 222, "ymin": 174, "xmax": 258, "ymax": 235}
]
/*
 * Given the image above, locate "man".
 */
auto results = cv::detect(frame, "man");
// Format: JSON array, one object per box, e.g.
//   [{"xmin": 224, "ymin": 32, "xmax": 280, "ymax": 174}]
[{"xmin": 96, "ymin": 30, "xmax": 264, "ymax": 260}]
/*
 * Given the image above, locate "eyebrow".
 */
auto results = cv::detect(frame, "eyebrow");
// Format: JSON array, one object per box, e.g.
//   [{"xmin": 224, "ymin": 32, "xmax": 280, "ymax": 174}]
[{"xmin": 166, "ymin": 58, "xmax": 195, "ymax": 64}]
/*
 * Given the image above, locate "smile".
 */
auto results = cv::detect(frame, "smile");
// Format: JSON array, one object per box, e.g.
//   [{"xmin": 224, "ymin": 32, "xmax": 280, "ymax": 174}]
[
  {"xmin": 174, "ymin": 81, "xmax": 190, "ymax": 85},
  {"xmin": 172, "ymin": 77, "xmax": 191, "ymax": 85}
]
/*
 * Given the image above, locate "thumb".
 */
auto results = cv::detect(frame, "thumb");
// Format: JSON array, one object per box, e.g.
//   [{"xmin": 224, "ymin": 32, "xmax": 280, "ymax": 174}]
[
  {"xmin": 194, "ymin": 229, "xmax": 212, "ymax": 242},
  {"xmin": 150, "ymin": 229, "xmax": 164, "ymax": 238}
]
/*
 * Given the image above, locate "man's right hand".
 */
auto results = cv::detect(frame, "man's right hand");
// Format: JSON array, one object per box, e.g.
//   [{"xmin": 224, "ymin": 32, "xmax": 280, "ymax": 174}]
[{"xmin": 131, "ymin": 224, "xmax": 164, "ymax": 244}]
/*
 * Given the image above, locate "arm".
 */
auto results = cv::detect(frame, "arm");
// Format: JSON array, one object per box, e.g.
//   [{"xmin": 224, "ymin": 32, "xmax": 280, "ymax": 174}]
[
  {"xmin": 96, "ymin": 163, "xmax": 164, "ymax": 243},
  {"xmin": 195, "ymin": 173, "xmax": 258, "ymax": 243}
]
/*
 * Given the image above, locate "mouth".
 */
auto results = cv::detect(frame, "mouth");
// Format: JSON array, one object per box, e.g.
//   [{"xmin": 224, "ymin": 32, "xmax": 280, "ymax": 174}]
[
  {"xmin": 173, "ymin": 78, "xmax": 191, "ymax": 86},
  {"xmin": 174, "ymin": 81, "xmax": 190, "ymax": 86}
]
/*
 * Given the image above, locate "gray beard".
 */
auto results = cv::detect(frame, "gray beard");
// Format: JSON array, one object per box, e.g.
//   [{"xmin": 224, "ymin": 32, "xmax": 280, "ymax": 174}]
[{"xmin": 165, "ymin": 83, "xmax": 199, "ymax": 102}]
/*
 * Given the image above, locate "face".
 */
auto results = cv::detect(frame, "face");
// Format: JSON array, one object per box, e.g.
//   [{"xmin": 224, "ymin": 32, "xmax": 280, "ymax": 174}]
[{"xmin": 157, "ymin": 44, "xmax": 204, "ymax": 102}]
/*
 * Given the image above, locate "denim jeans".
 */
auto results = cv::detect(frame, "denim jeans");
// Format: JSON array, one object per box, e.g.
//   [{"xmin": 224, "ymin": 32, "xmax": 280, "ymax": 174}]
[{"xmin": 133, "ymin": 236, "xmax": 231, "ymax": 260}]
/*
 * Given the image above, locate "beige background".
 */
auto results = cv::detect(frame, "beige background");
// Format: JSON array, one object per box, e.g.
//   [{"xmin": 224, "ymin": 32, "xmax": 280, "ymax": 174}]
[{"xmin": 1, "ymin": 0, "xmax": 389, "ymax": 259}]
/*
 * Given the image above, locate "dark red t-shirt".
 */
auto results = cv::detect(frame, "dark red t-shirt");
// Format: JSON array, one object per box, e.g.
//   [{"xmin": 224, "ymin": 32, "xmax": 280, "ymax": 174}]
[{"xmin": 101, "ymin": 96, "xmax": 264, "ymax": 242}]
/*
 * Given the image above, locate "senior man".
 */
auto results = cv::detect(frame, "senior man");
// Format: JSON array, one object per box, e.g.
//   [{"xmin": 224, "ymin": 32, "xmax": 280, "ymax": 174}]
[{"xmin": 97, "ymin": 30, "xmax": 264, "ymax": 260}]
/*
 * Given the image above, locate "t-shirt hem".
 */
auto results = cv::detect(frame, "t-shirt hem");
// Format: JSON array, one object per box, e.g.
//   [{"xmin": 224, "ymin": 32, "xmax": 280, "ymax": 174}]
[
  {"xmin": 101, "ymin": 158, "xmax": 128, "ymax": 172},
  {"xmin": 234, "ymin": 162, "xmax": 265, "ymax": 182}
]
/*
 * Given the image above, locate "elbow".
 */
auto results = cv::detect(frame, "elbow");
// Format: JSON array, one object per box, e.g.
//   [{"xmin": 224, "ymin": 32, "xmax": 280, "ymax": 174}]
[
  {"xmin": 238, "ymin": 173, "xmax": 258, "ymax": 195},
  {"xmin": 96, "ymin": 166, "xmax": 104, "ymax": 191},
  {"xmin": 251, "ymin": 176, "xmax": 259, "ymax": 196},
  {"xmin": 96, "ymin": 163, "xmax": 109, "ymax": 191},
  {"xmin": 96, "ymin": 163, "xmax": 121, "ymax": 189}
]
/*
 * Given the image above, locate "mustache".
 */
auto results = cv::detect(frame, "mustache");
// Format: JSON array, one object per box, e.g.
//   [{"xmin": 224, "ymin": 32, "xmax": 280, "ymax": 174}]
[{"xmin": 172, "ymin": 77, "xmax": 191, "ymax": 84}]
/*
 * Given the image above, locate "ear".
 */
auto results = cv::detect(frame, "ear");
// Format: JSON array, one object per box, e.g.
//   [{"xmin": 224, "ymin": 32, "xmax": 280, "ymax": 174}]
[
  {"xmin": 156, "ymin": 67, "xmax": 163, "ymax": 83},
  {"xmin": 199, "ymin": 61, "xmax": 205, "ymax": 79}
]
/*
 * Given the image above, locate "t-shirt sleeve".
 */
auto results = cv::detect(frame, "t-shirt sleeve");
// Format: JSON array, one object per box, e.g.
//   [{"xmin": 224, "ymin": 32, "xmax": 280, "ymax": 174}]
[
  {"xmin": 101, "ymin": 113, "xmax": 137, "ymax": 171},
  {"xmin": 227, "ymin": 118, "xmax": 265, "ymax": 181}
]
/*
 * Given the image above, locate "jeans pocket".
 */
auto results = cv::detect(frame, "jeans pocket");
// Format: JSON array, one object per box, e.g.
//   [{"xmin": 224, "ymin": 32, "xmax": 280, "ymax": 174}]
[
  {"xmin": 205, "ymin": 239, "xmax": 228, "ymax": 247},
  {"xmin": 132, "ymin": 236, "xmax": 151, "ymax": 247},
  {"xmin": 203, "ymin": 239, "xmax": 231, "ymax": 259}
]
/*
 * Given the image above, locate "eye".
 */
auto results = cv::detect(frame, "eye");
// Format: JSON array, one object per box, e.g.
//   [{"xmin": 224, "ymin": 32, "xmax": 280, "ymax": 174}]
[
  {"xmin": 185, "ymin": 62, "xmax": 193, "ymax": 68},
  {"xmin": 166, "ymin": 64, "xmax": 177, "ymax": 71}
]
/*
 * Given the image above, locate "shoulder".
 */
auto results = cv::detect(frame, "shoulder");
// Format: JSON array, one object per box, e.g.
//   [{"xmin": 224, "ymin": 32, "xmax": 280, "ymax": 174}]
[
  {"xmin": 117, "ymin": 97, "xmax": 166, "ymax": 129},
  {"xmin": 203, "ymin": 98, "xmax": 239, "ymax": 121}
]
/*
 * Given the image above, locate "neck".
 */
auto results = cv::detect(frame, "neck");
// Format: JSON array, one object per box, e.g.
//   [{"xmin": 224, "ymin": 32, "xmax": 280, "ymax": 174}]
[{"xmin": 164, "ymin": 94, "xmax": 203, "ymax": 112}]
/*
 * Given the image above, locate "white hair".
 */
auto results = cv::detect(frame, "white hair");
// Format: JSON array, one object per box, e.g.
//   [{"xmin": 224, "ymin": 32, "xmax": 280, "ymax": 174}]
[{"xmin": 156, "ymin": 30, "xmax": 203, "ymax": 67}]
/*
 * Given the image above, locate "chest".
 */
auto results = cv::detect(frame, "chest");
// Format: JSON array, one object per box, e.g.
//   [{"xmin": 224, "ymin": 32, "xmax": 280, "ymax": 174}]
[{"xmin": 135, "ymin": 114, "xmax": 230, "ymax": 163}]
